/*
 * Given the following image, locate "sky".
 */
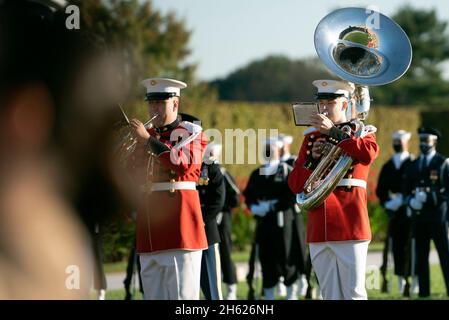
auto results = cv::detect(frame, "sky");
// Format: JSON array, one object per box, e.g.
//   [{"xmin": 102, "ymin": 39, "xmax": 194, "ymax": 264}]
[{"xmin": 152, "ymin": 0, "xmax": 449, "ymax": 81}]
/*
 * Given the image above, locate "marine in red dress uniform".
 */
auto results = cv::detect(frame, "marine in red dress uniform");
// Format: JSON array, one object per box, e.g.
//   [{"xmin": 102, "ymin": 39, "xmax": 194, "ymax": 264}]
[
  {"xmin": 288, "ymin": 79, "xmax": 379, "ymax": 300},
  {"xmin": 288, "ymin": 126, "xmax": 377, "ymax": 243},
  {"xmin": 128, "ymin": 78, "xmax": 207, "ymax": 300}
]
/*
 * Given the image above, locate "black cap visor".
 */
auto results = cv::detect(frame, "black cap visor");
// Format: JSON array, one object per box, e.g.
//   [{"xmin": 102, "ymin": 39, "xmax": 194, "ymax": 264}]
[
  {"xmin": 145, "ymin": 92, "xmax": 177, "ymax": 101},
  {"xmin": 316, "ymin": 93, "xmax": 345, "ymax": 100}
]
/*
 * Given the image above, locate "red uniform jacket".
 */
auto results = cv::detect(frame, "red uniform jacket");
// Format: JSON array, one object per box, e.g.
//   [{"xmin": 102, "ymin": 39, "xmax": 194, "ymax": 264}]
[
  {"xmin": 129, "ymin": 120, "xmax": 208, "ymax": 253},
  {"xmin": 288, "ymin": 126, "xmax": 379, "ymax": 243}
]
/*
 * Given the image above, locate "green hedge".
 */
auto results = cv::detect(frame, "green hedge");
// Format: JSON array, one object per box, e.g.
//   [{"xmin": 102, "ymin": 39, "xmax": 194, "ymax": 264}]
[{"xmin": 126, "ymin": 100, "xmax": 426, "ymax": 180}]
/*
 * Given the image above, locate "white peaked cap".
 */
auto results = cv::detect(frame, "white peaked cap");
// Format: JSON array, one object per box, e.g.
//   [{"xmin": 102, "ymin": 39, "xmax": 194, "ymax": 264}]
[
  {"xmin": 313, "ymin": 79, "xmax": 355, "ymax": 97},
  {"xmin": 141, "ymin": 77, "xmax": 187, "ymax": 97},
  {"xmin": 264, "ymin": 137, "xmax": 283, "ymax": 148},
  {"xmin": 205, "ymin": 142, "xmax": 223, "ymax": 157},
  {"xmin": 392, "ymin": 130, "xmax": 411, "ymax": 141},
  {"xmin": 278, "ymin": 134, "xmax": 293, "ymax": 145}
]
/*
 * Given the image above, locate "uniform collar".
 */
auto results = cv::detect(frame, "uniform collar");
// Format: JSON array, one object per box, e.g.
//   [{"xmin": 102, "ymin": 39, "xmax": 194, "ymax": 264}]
[
  {"xmin": 392, "ymin": 151, "xmax": 410, "ymax": 170},
  {"xmin": 262, "ymin": 160, "xmax": 280, "ymax": 177},
  {"xmin": 418, "ymin": 150, "xmax": 436, "ymax": 169},
  {"xmin": 280, "ymin": 153, "xmax": 291, "ymax": 162},
  {"xmin": 424, "ymin": 149, "xmax": 436, "ymax": 163},
  {"xmin": 155, "ymin": 119, "xmax": 179, "ymax": 134}
]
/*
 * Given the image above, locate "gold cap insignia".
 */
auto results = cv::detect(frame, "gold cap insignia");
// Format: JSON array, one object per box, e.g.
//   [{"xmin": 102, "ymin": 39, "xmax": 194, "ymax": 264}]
[
  {"xmin": 150, "ymin": 80, "xmax": 157, "ymax": 86},
  {"xmin": 322, "ymin": 81, "xmax": 328, "ymax": 86}
]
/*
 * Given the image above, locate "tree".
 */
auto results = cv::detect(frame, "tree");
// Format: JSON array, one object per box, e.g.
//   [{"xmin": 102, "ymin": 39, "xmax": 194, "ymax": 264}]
[
  {"xmin": 210, "ymin": 55, "xmax": 333, "ymax": 102},
  {"xmin": 372, "ymin": 6, "xmax": 449, "ymax": 106},
  {"xmin": 69, "ymin": 0, "xmax": 196, "ymax": 100}
]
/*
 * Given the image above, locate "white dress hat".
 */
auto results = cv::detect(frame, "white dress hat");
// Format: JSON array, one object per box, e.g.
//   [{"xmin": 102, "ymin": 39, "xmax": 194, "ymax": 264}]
[{"xmin": 141, "ymin": 77, "xmax": 187, "ymax": 101}]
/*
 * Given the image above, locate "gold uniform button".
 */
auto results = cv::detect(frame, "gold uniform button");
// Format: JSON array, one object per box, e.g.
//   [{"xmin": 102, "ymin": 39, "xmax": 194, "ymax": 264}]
[
  {"xmin": 306, "ymin": 150, "xmax": 311, "ymax": 155},
  {"xmin": 308, "ymin": 142, "xmax": 312, "ymax": 146},
  {"xmin": 348, "ymin": 174, "xmax": 353, "ymax": 179},
  {"xmin": 170, "ymin": 179, "xmax": 176, "ymax": 183},
  {"xmin": 310, "ymin": 135, "xmax": 315, "ymax": 139}
]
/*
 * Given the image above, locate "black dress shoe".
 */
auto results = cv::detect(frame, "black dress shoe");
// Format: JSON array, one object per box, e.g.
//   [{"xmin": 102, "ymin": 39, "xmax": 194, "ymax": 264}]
[
  {"xmin": 403, "ymin": 282, "xmax": 410, "ymax": 297},
  {"xmin": 381, "ymin": 279, "xmax": 389, "ymax": 293}
]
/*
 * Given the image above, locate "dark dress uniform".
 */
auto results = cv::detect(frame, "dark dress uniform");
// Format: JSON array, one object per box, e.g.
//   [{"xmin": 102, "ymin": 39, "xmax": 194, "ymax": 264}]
[
  {"xmin": 281, "ymin": 154, "xmax": 308, "ymax": 286},
  {"xmin": 281, "ymin": 154, "xmax": 297, "ymax": 167},
  {"xmin": 377, "ymin": 155, "xmax": 414, "ymax": 285},
  {"xmin": 91, "ymin": 223, "xmax": 107, "ymax": 296},
  {"xmin": 218, "ymin": 168, "xmax": 240, "ymax": 286},
  {"xmin": 403, "ymin": 152, "xmax": 449, "ymax": 297},
  {"xmin": 197, "ymin": 161, "xmax": 226, "ymax": 300},
  {"xmin": 244, "ymin": 162, "xmax": 306, "ymax": 290}
]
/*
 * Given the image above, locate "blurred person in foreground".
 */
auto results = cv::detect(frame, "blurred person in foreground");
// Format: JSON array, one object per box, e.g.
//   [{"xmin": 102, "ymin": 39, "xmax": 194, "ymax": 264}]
[{"xmin": 0, "ymin": 0, "xmax": 129, "ymax": 298}]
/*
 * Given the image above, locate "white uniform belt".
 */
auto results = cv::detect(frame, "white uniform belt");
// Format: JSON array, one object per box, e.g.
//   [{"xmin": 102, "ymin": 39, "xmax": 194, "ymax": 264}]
[
  {"xmin": 337, "ymin": 178, "xmax": 367, "ymax": 189},
  {"xmin": 151, "ymin": 181, "xmax": 197, "ymax": 192}
]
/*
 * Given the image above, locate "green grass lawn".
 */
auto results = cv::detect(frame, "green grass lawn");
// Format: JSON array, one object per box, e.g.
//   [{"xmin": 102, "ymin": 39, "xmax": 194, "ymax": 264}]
[
  {"xmin": 103, "ymin": 242, "xmax": 391, "ymax": 273},
  {"xmin": 103, "ymin": 242, "xmax": 447, "ymax": 300},
  {"xmin": 103, "ymin": 264, "xmax": 448, "ymax": 300},
  {"xmin": 367, "ymin": 264, "xmax": 448, "ymax": 300}
]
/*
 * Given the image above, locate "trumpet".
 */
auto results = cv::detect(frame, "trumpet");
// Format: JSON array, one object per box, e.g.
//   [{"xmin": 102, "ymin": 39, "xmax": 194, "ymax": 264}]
[{"xmin": 115, "ymin": 104, "xmax": 159, "ymax": 164}]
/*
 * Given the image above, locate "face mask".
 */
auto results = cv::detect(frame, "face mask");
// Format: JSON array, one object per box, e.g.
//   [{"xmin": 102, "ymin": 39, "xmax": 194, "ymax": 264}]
[
  {"xmin": 392, "ymin": 144, "xmax": 403, "ymax": 153},
  {"xmin": 419, "ymin": 143, "xmax": 433, "ymax": 155}
]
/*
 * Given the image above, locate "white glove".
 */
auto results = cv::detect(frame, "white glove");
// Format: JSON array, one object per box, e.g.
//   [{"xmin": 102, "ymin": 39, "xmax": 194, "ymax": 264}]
[
  {"xmin": 416, "ymin": 191, "xmax": 427, "ymax": 203},
  {"xmin": 250, "ymin": 202, "xmax": 270, "ymax": 217},
  {"xmin": 385, "ymin": 195, "xmax": 403, "ymax": 212},
  {"xmin": 268, "ymin": 199, "xmax": 278, "ymax": 211},
  {"xmin": 216, "ymin": 212, "xmax": 223, "ymax": 225},
  {"xmin": 409, "ymin": 197, "xmax": 423, "ymax": 211}
]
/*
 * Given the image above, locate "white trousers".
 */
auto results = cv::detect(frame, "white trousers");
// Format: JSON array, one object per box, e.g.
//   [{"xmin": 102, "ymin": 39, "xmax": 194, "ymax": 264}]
[
  {"xmin": 139, "ymin": 249, "xmax": 202, "ymax": 300},
  {"xmin": 309, "ymin": 241, "xmax": 369, "ymax": 300}
]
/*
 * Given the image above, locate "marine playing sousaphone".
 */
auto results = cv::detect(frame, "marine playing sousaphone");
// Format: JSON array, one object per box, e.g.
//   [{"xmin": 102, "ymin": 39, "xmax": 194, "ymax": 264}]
[{"xmin": 296, "ymin": 7, "xmax": 412, "ymax": 211}]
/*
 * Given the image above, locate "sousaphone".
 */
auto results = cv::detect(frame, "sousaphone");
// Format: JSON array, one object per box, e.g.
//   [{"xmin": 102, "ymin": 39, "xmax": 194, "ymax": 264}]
[{"xmin": 296, "ymin": 7, "xmax": 412, "ymax": 211}]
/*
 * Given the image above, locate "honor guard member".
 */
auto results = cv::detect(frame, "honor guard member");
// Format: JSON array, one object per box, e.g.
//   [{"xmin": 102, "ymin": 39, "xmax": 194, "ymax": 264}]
[
  {"xmin": 377, "ymin": 130, "xmax": 415, "ymax": 296},
  {"xmin": 123, "ymin": 211, "xmax": 144, "ymax": 300},
  {"xmin": 278, "ymin": 134, "xmax": 309, "ymax": 297},
  {"xmin": 403, "ymin": 127, "xmax": 449, "ymax": 297},
  {"xmin": 278, "ymin": 134, "xmax": 297, "ymax": 167},
  {"xmin": 128, "ymin": 78, "xmax": 208, "ymax": 300},
  {"xmin": 197, "ymin": 141, "xmax": 226, "ymax": 300},
  {"xmin": 208, "ymin": 143, "xmax": 240, "ymax": 300},
  {"xmin": 244, "ymin": 138, "xmax": 306, "ymax": 300},
  {"xmin": 288, "ymin": 79, "xmax": 379, "ymax": 300}
]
